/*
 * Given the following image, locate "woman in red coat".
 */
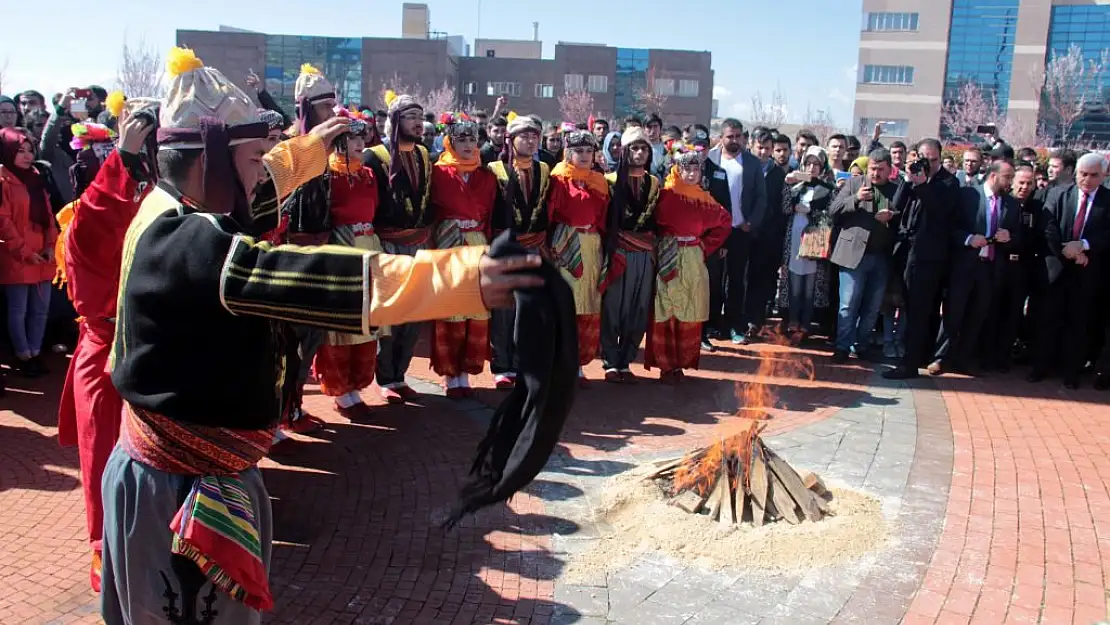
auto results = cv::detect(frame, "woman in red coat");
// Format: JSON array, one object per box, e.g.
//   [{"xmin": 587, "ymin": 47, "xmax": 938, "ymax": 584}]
[
  {"xmin": 645, "ymin": 148, "xmax": 731, "ymax": 383},
  {"xmin": 54, "ymin": 104, "xmax": 156, "ymax": 592},
  {"xmin": 548, "ymin": 131, "xmax": 610, "ymax": 385},
  {"xmin": 0, "ymin": 127, "xmax": 58, "ymax": 377},
  {"xmin": 430, "ymin": 118, "xmax": 497, "ymax": 398}
]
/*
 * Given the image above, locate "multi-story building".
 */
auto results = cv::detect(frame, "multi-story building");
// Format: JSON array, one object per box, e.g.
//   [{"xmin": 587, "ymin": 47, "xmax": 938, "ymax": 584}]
[
  {"xmin": 852, "ymin": 0, "xmax": 1110, "ymax": 144},
  {"xmin": 176, "ymin": 4, "xmax": 713, "ymax": 126}
]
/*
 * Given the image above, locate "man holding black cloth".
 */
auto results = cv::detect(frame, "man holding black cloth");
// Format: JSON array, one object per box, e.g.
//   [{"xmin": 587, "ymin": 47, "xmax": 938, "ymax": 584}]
[{"xmin": 884, "ymin": 138, "xmax": 961, "ymax": 380}]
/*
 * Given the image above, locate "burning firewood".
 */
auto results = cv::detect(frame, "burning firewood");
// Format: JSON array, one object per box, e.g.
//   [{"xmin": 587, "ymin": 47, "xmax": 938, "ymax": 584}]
[{"xmin": 654, "ymin": 422, "xmax": 831, "ymax": 527}]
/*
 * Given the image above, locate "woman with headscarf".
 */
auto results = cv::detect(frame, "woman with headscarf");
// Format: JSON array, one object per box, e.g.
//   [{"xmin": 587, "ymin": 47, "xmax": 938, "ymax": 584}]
[
  {"xmin": 601, "ymin": 130, "xmax": 622, "ymax": 172},
  {"xmin": 309, "ymin": 117, "xmax": 382, "ymax": 416},
  {"xmin": 0, "ymin": 127, "xmax": 59, "ymax": 376},
  {"xmin": 549, "ymin": 131, "xmax": 610, "ymax": 384},
  {"xmin": 430, "ymin": 118, "xmax": 497, "ymax": 398},
  {"xmin": 644, "ymin": 147, "xmax": 731, "ymax": 383},
  {"xmin": 777, "ymin": 145, "xmax": 836, "ymax": 337}
]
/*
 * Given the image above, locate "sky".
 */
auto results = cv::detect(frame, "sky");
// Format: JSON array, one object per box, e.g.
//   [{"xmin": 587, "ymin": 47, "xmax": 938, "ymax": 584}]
[{"xmin": 0, "ymin": 0, "xmax": 863, "ymax": 127}]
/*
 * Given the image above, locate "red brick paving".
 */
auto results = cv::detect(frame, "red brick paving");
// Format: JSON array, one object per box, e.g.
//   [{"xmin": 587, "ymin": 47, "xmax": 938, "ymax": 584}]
[{"xmin": 902, "ymin": 376, "xmax": 1110, "ymax": 625}]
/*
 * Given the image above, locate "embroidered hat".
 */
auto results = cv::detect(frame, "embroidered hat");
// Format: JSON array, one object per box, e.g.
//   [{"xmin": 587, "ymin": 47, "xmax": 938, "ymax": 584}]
[
  {"xmin": 158, "ymin": 47, "xmax": 264, "ymax": 149},
  {"xmin": 621, "ymin": 126, "xmax": 649, "ymax": 148},
  {"xmin": 564, "ymin": 130, "xmax": 598, "ymax": 150},
  {"xmin": 507, "ymin": 116, "xmax": 542, "ymax": 136},
  {"xmin": 293, "ymin": 64, "xmax": 336, "ymax": 106}
]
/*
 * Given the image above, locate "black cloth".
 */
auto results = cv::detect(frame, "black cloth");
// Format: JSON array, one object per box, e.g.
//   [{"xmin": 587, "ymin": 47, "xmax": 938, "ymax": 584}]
[
  {"xmin": 538, "ymin": 149, "xmax": 559, "ymax": 170},
  {"xmin": 480, "ymin": 142, "xmax": 503, "ymax": 166},
  {"xmin": 445, "ymin": 231, "xmax": 578, "ymax": 527},
  {"xmin": 746, "ymin": 165, "xmax": 790, "ymax": 328}
]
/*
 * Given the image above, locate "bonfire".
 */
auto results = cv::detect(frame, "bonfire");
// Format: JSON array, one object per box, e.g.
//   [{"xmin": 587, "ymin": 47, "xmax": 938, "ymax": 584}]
[{"xmin": 643, "ymin": 331, "xmax": 830, "ymax": 526}]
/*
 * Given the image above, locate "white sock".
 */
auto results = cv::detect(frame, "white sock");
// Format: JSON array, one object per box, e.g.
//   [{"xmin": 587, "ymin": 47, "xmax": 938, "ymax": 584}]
[
  {"xmin": 578, "ymin": 368, "xmax": 585, "ymax": 378},
  {"xmin": 337, "ymin": 392, "xmax": 359, "ymax": 408}
]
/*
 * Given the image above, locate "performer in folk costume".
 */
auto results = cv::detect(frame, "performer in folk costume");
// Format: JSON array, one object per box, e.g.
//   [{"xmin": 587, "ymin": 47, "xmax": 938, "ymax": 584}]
[
  {"xmin": 549, "ymin": 130, "xmax": 610, "ymax": 384},
  {"xmin": 600, "ymin": 127, "xmax": 661, "ymax": 383},
  {"xmin": 278, "ymin": 62, "xmax": 340, "ymax": 433},
  {"xmin": 645, "ymin": 147, "xmax": 731, "ymax": 383},
  {"xmin": 430, "ymin": 116, "xmax": 496, "ymax": 398},
  {"xmin": 488, "ymin": 115, "xmax": 551, "ymax": 389},
  {"xmin": 311, "ymin": 112, "xmax": 382, "ymax": 415},
  {"xmin": 362, "ymin": 91, "xmax": 435, "ymax": 404},
  {"xmin": 54, "ymin": 96, "xmax": 159, "ymax": 593},
  {"xmin": 100, "ymin": 47, "xmax": 540, "ymax": 624}
]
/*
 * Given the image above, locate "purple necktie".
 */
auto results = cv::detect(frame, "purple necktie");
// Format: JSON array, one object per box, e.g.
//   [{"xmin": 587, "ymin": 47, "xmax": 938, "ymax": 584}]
[{"xmin": 987, "ymin": 195, "xmax": 999, "ymax": 261}]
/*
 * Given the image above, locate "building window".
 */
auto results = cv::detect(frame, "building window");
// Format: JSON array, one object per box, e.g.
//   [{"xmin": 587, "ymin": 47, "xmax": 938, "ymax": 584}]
[
  {"xmin": 678, "ymin": 79, "xmax": 699, "ymax": 97},
  {"xmin": 858, "ymin": 118, "xmax": 910, "ymax": 137},
  {"xmin": 654, "ymin": 78, "xmax": 675, "ymax": 96},
  {"xmin": 464, "ymin": 82, "xmax": 477, "ymax": 95},
  {"xmin": 486, "ymin": 82, "xmax": 521, "ymax": 97},
  {"xmin": 564, "ymin": 73, "xmax": 584, "ymax": 91},
  {"xmin": 863, "ymin": 12, "xmax": 919, "ymax": 32},
  {"xmin": 1042, "ymin": 4, "xmax": 1110, "ymax": 142},
  {"xmin": 587, "ymin": 75, "xmax": 608, "ymax": 93},
  {"xmin": 486, "ymin": 49, "xmax": 496, "ymax": 58},
  {"xmin": 535, "ymin": 84, "xmax": 555, "ymax": 98},
  {"xmin": 861, "ymin": 65, "xmax": 915, "ymax": 85},
  {"xmin": 943, "ymin": 0, "xmax": 1019, "ymax": 117}
]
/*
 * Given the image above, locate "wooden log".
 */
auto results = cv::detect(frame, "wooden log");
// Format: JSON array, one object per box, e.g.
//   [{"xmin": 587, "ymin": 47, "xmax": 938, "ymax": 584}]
[
  {"xmin": 767, "ymin": 472, "xmax": 803, "ymax": 524},
  {"xmin": 671, "ymin": 490, "xmax": 705, "ymax": 514},
  {"xmin": 731, "ymin": 480, "xmax": 746, "ymax": 524},
  {"xmin": 704, "ymin": 476, "xmax": 725, "ymax": 521},
  {"xmin": 765, "ymin": 449, "xmax": 823, "ymax": 522},
  {"xmin": 801, "ymin": 470, "xmax": 828, "ymax": 495},
  {"xmin": 812, "ymin": 491, "xmax": 829, "ymax": 513},
  {"xmin": 750, "ymin": 492, "xmax": 766, "ymax": 526},
  {"xmin": 749, "ymin": 443, "xmax": 770, "ymax": 511},
  {"xmin": 716, "ymin": 465, "xmax": 732, "ymax": 526}
]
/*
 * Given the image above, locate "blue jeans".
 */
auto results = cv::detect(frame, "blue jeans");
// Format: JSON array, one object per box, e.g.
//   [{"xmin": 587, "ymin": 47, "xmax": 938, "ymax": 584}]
[
  {"xmin": 836, "ymin": 253, "xmax": 889, "ymax": 352},
  {"xmin": 788, "ymin": 271, "xmax": 816, "ymax": 328},
  {"xmin": 5, "ymin": 282, "xmax": 51, "ymax": 359}
]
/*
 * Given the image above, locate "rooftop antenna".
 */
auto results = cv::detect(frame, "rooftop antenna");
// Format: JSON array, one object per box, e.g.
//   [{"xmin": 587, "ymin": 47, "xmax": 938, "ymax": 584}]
[{"xmin": 533, "ymin": 21, "xmax": 539, "ymax": 42}]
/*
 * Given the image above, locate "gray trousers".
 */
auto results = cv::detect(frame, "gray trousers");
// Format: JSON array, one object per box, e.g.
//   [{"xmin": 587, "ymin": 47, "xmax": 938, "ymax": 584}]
[
  {"xmin": 295, "ymin": 325, "xmax": 325, "ymax": 384},
  {"xmin": 376, "ymin": 239, "xmax": 426, "ymax": 387},
  {"xmin": 600, "ymin": 250, "xmax": 655, "ymax": 370},
  {"xmin": 100, "ymin": 445, "xmax": 272, "ymax": 625}
]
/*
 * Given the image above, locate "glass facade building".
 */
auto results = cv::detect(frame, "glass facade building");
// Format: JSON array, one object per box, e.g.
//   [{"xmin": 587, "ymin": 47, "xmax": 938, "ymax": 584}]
[
  {"xmin": 1044, "ymin": 4, "xmax": 1110, "ymax": 142},
  {"xmin": 615, "ymin": 48, "xmax": 649, "ymax": 118},
  {"xmin": 264, "ymin": 36, "xmax": 363, "ymax": 113},
  {"xmin": 943, "ymin": 0, "xmax": 1020, "ymax": 115}
]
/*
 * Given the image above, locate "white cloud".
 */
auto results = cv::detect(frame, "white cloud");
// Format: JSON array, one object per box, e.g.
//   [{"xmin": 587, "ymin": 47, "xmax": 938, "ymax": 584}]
[{"xmin": 713, "ymin": 85, "xmax": 732, "ymax": 99}]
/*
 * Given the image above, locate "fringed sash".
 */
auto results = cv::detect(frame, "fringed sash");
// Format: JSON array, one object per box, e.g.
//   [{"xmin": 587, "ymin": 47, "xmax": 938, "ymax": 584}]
[
  {"xmin": 599, "ymin": 231, "xmax": 656, "ymax": 293},
  {"xmin": 120, "ymin": 405, "xmax": 274, "ymax": 611},
  {"xmin": 657, "ymin": 236, "xmax": 700, "ymax": 283},
  {"xmin": 516, "ymin": 231, "xmax": 546, "ymax": 251},
  {"xmin": 378, "ymin": 226, "xmax": 432, "ymax": 248}
]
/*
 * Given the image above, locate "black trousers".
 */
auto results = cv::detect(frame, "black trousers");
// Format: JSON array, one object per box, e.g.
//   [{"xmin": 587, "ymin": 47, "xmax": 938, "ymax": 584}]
[
  {"xmin": 934, "ymin": 259, "xmax": 1000, "ymax": 368},
  {"xmin": 989, "ymin": 259, "xmax": 1027, "ymax": 368},
  {"xmin": 706, "ymin": 252, "xmax": 725, "ymax": 337},
  {"xmin": 745, "ymin": 228, "xmax": 785, "ymax": 329},
  {"xmin": 1037, "ymin": 267, "xmax": 1099, "ymax": 381},
  {"xmin": 901, "ymin": 258, "xmax": 946, "ymax": 370},
  {"xmin": 724, "ymin": 227, "xmax": 753, "ymax": 334}
]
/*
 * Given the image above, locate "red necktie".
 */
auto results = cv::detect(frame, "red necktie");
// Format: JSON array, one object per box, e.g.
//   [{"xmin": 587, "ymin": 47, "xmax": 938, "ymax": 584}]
[{"xmin": 1074, "ymin": 192, "xmax": 1089, "ymax": 240}]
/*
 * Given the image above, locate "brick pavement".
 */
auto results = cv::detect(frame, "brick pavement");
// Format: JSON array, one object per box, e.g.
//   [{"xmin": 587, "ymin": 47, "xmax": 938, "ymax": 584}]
[{"xmin": 3, "ymin": 338, "xmax": 1110, "ymax": 624}]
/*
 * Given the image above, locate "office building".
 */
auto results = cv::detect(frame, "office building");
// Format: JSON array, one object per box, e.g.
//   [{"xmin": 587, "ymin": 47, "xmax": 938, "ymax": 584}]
[
  {"xmin": 177, "ymin": 4, "xmax": 713, "ymax": 125},
  {"xmin": 853, "ymin": 0, "xmax": 1110, "ymax": 143}
]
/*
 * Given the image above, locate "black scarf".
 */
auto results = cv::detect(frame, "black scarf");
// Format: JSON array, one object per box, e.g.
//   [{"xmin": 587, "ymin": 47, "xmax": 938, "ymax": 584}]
[{"xmin": 444, "ymin": 231, "xmax": 578, "ymax": 527}]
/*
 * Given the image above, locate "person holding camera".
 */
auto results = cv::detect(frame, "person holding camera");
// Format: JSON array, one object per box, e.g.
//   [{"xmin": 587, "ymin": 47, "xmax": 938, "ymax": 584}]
[
  {"xmin": 829, "ymin": 148, "xmax": 898, "ymax": 362},
  {"xmin": 883, "ymin": 138, "xmax": 961, "ymax": 380}
]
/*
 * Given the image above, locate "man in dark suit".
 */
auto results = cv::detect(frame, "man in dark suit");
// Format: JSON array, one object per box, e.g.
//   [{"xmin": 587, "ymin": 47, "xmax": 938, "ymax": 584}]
[
  {"xmin": 954, "ymin": 147, "xmax": 983, "ymax": 188},
  {"xmin": 1036, "ymin": 153, "xmax": 1110, "ymax": 389},
  {"xmin": 929, "ymin": 160, "xmax": 1021, "ymax": 374},
  {"xmin": 829, "ymin": 148, "xmax": 899, "ymax": 362},
  {"xmin": 1002, "ymin": 162, "xmax": 1062, "ymax": 373},
  {"xmin": 884, "ymin": 138, "xmax": 962, "ymax": 379},
  {"xmin": 745, "ymin": 128, "xmax": 790, "ymax": 337},
  {"xmin": 707, "ymin": 118, "xmax": 768, "ymax": 345}
]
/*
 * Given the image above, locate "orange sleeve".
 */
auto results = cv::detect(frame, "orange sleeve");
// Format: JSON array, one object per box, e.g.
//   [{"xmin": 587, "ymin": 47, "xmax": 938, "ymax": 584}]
[
  {"xmin": 263, "ymin": 134, "xmax": 329, "ymax": 202},
  {"xmin": 368, "ymin": 245, "xmax": 487, "ymax": 327}
]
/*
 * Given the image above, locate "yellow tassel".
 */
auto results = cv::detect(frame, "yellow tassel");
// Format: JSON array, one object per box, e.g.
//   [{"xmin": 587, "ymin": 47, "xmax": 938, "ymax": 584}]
[
  {"xmin": 384, "ymin": 89, "xmax": 397, "ymax": 108},
  {"xmin": 106, "ymin": 91, "xmax": 126, "ymax": 118},
  {"xmin": 506, "ymin": 111, "xmax": 518, "ymax": 122},
  {"xmin": 53, "ymin": 200, "xmax": 78, "ymax": 288},
  {"xmin": 300, "ymin": 63, "xmax": 321, "ymax": 76},
  {"xmin": 166, "ymin": 47, "xmax": 204, "ymax": 77}
]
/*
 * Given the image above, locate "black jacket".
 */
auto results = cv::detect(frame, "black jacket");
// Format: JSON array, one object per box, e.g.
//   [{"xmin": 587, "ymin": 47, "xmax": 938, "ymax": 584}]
[
  {"xmin": 895, "ymin": 167, "xmax": 961, "ymax": 264},
  {"xmin": 950, "ymin": 185, "xmax": 1023, "ymax": 271}
]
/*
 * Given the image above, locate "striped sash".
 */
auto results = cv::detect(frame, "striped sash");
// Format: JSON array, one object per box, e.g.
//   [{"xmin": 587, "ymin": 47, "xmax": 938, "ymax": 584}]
[
  {"xmin": 121, "ymin": 405, "xmax": 274, "ymax": 611},
  {"xmin": 600, "ymin": 231, "xmax": 656, "ymax": 293},
  {"xmin": 435, "ymin": 219, "xmax": 465, "ymax": 249},
  {"xmin": 378, "ymin": 226, "xmax": 432, "ymax": 248},
  {"xmin": 657, "ymin": 236, "xmax": 680, "ymax": 283},
  {"xmin": 551, "ymin": 223, "xmax": 584, "ymax": 278}
]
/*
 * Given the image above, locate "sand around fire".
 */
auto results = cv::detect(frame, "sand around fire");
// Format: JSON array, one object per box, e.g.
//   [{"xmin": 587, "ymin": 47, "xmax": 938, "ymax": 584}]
[{"xmin": 564, "ymin": 465, "xmax": 892, "ymax": 581}]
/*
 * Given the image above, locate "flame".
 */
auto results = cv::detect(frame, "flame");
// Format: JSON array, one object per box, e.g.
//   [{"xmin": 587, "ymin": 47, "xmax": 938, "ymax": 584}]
[{"xmin": 671, "ymin": 329, "xmax": 814, "ymax": 497}]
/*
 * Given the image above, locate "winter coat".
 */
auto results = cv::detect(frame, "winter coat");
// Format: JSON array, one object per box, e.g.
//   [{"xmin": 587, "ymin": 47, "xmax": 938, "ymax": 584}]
[{"xmin": 0, "ymin": 164, "xmax": 59, "ymax": 284}]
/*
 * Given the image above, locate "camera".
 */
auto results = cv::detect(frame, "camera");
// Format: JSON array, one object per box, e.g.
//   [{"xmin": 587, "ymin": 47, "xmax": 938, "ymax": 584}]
[{"xmin": 907, "ymin": 157, "xmax": 931, "ymax": 176}]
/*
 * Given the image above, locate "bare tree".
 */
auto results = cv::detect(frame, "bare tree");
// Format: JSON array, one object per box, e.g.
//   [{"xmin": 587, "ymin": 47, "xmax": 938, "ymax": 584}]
[
  {"xmin": 635, "ymin": 66, "xmax": 669, "ymax": 116},
  {"xmin": 1039, "ymin": 44, "xmax": 1108, "ymax": 142},
  {"xmin": 748, "ymin": 86, "xmax": 788, "ymax": 128},
  {"xmin": 558, "ymin": 88, "xmax": 595, "ymax": 124},
  {"xmin": 939, "ymin": 81, "xmax": 1003, "ymax": 142},
  {"xmin": 376, "ymin": 73, "xmax": 427, "ymax": 111},
  {"xmin": 116, "ymin": 37, "xmax": 163, "ymax": 97},
  {"xmin": 801, "ymin": 104, "xmax": 841, "ymax": 144},
  {"xmin": 422, "ymin": 82, "xmax": 458, "ymax": 117}
]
